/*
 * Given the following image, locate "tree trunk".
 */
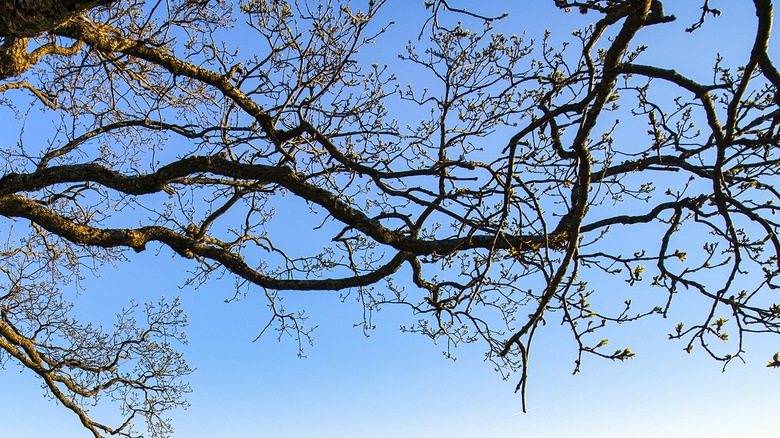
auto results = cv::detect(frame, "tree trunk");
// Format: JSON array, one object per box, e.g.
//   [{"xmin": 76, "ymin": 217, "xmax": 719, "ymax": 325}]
[{"xmin": 0, "ymin": 0, "xmax": 113, "ymax": 37}]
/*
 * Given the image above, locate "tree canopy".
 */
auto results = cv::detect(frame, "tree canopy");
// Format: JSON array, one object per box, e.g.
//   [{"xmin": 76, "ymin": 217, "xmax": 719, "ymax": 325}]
[{"xmin": 1, "ymin": 0, "xmax": 779, "ymax": 436}]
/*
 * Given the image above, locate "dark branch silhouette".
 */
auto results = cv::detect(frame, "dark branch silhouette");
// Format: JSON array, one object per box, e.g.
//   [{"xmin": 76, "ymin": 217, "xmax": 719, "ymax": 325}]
[{"xmin": 1, "ymin": 0, "xmax": 779, "ymax": 435}]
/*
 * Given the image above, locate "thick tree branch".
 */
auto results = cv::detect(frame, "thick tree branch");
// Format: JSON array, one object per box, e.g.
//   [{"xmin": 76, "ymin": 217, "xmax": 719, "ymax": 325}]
[{"xmin": 0, "ymin": 0, "xmax": 113, "ymax": 37}]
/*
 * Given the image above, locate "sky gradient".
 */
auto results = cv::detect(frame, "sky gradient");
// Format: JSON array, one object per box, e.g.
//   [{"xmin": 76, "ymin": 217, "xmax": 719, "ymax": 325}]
[{"xmin": 1, "ymin": 1, "xmax": 778, "ymax": 437}]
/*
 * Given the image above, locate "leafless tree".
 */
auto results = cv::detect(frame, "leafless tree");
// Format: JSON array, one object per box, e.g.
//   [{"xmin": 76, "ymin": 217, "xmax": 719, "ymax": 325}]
[{"xmin": 1, "ymin": 0, "xmax": 779, "ymax": 436}]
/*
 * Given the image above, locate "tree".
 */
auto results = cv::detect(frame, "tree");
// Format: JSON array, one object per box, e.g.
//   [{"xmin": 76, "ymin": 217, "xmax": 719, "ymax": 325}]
[{"xmin": 1, "ymin": 0, "xmax": 779, "ymax": 436}]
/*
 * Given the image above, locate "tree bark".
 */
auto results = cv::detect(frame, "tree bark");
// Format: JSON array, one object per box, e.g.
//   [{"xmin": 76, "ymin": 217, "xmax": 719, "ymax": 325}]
[{"xmin": 0, "ymin": 0, "xmax": 113, "ymax": 37}]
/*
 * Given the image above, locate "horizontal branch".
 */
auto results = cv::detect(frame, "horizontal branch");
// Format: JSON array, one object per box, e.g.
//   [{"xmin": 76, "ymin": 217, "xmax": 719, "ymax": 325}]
[
  {"xmin": 0, "ymin": 193, "xmax": 409, "ymax": 291},
  {"xmin": 0, "ymin": 154, "xmax": 561, "ymax": 256}
]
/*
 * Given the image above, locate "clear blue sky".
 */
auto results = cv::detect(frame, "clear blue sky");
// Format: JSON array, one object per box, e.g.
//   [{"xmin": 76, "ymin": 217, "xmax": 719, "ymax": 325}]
[{"xmin": 1, "ymin": 1, "xmax": 778, "ymax": 437}]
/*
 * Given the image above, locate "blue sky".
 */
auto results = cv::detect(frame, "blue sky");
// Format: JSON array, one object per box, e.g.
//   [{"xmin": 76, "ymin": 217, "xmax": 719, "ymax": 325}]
[
  {"xmin": 1, "ymin": 1, "xmax": 779, "ymax": 437},
  {"xmin": 4, "ymin": 250, "xmax": 777, "ymax": 437}
]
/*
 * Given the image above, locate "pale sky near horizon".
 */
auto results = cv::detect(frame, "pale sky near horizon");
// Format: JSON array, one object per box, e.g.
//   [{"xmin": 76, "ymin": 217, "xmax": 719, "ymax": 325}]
[{"xmin": 1, "ymin": 1, "xmax": 778, "ymax": 437}]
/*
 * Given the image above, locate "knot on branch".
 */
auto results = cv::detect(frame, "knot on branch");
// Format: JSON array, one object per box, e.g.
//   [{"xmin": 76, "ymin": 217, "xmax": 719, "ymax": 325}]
[{"xmin": 0, "ymin": 37, "xmax": 30, "ymax": 79}]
